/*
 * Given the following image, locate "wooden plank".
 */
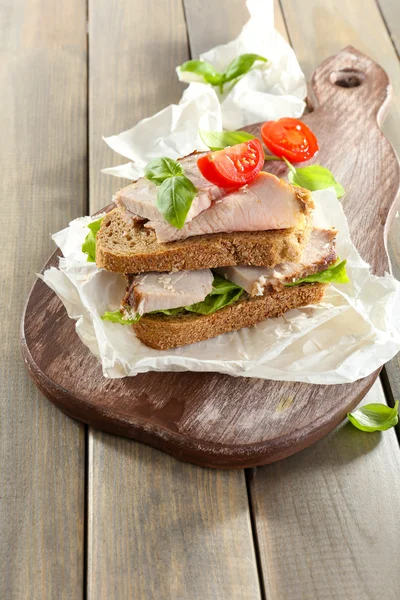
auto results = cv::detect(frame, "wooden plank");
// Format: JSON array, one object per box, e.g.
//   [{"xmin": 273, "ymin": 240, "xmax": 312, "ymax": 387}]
[
  {"xmin": 89, "ymin": 0, "xmax": 189, "ymax": 210},
  {"xmin": 183, "ymin": 0, "xmax": 289, "ymax": 56},
  {"xmin": 0, "ymin": 0, "xmax": 87, "ymax": 598},
  {"xmin": 88, "ymin": 432, "xmax": 260, "ymax": 599},
  {"xmin": 88, "ymin": 1, "xmax": 260, "ymax": 597},
  {"xmin": 249, "ymin": 380, "xmax": 400, "ymax": 600},
  {"xmin": 377, "ymin": 0, "xmax": 400, "ymax": 56}
]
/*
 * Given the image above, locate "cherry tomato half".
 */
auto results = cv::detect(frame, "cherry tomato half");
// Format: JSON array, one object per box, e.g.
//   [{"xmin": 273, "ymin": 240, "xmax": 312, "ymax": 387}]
[
  {"xmin": 197, "ymin": 139, "xmax": 264, "ymax": 189},
  {"xmin": 261, "ymin": 117, "xmax": 318, "ymax": 162}
]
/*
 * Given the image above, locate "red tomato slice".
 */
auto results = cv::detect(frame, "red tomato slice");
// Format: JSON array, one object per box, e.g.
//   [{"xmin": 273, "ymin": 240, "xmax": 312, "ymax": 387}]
[
  {"xmin": 261, "ymin": 117, "xmax": 318, "ymax": 162},
  {"xmin": 197, "ymin": 139, "xmax": 264, "ymax": 188}
]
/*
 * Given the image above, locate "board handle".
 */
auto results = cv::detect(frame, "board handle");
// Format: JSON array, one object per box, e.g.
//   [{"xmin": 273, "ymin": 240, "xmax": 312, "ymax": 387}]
[{"xmin": 308, "ymin": 46, "xmax": 391, "ymax": 125}]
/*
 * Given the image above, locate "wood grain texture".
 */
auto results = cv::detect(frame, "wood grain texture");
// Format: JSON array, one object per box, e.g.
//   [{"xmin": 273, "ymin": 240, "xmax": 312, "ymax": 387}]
[
  {"xmin": 87, "ymin": 430, "xmax": 260, "ymax": 599},
  {"xmin": 86, "ymin": 1, "xmax": 260, "ymax": 597},
  {"xmin": 183, "ymin": 0, "xmax": 289, "ymax": 54},
  {"xmin": 377, "ymin": 0, "xmax": 400, "ymax": 57},
  {"xmin": 248, "ymin": 380, "xmax": 400, "ymax": 600},
  {"xmin": 0, "ymin": 0, "xmax": 86, "ymax": 598}
]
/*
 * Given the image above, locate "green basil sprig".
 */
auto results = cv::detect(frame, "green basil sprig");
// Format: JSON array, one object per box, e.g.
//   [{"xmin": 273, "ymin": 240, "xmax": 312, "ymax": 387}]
[
  {"xmin": 347, "ymin": 400, "xmax": 399, "ymax": 432},
  {"xmin": 283, "ymin": 158, "xmax": 345, "ymax": 199},
  {"xmin": 178, "ymin": 60, "xmax": 222, "ymax": 86},
  {"xmin": 180, "ymin": 53, "xmax": 268, "ymax": 93},
  {"xmin": 144, "ymin": 156, "xmax": 183, "ymax": 184},
  {"xmin": 144, "ymin": 157, "xmax": 197, "ymax": 229},
  {"xmin": 82, "ymin": 217, "xmax": 103, "ymax": 262},
  {"xmin": 199, "ymin": 129, "xmax": 256, "ymax": 151},
  {"xmin": 285, "ymin": 259, "xmax": 349, "ymax": 287}
]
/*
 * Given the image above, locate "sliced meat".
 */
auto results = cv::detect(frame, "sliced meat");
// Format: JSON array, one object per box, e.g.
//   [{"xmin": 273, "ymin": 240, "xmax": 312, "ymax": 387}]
[
  {"xmin": 122, "ymin": 269, "xmax": 214, "ymax": 315},
  {"xmin": 114, "ymin": 152, "xmax": 226, "ymax": 224},
  {"xmin": 216, "ymin": 228, "xmax": 337, "ymax": 295},
  {"xmin": 144, "ymin": 172, "xmax": 313, "ymax": 243}
]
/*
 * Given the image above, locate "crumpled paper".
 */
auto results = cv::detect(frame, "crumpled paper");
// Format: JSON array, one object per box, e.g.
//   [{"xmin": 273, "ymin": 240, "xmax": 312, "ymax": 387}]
[
  {"xmin": 102, "ymin": 0, "xmax": 306, "ymax": 181},
  {"xmin": 42, "ymin": 188, "xmax": 400, "ymax": 384}
]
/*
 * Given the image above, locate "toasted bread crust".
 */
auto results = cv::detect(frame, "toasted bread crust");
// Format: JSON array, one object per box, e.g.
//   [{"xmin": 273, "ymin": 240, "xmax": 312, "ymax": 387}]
[
  {"xmin": 132, "ymin": 283, "xmax": 325, "ymax": 349},
  {"xmin": 96, "ymin": 208, "xmax": 312, "ymax": 274}
]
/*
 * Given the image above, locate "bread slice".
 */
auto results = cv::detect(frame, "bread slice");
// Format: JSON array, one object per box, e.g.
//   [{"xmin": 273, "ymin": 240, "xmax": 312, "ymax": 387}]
[
  {"xmin": 132, "ymin": 283, "xmax": 325, "ymax": 350},
  {"xmin": 96, "ymin": 208, "xmax": 312, "ymax": 274}
]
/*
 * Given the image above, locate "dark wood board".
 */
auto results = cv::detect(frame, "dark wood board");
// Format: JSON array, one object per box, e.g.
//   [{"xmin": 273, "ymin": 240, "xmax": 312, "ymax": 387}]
[{"xmin": 21, "ymin": 48, "xmax": 400, "ymax": 468}]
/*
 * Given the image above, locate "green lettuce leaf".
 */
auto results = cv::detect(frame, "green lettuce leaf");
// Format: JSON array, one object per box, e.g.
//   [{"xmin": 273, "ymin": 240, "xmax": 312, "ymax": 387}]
[
  {"xmin": 101, "ymin": 275, "xmax": 244, "ymax": 325},
  {"xmin": 185, "ymin": 274, "xmax": 243, "ymax": 315},
  {"xmin": 347, "ymin": 400, "xmax": 399, "ymax": 432},
  {"xmin": 150, "ymin": 307, "xmax": 184, "ymax": 317},
  {"xmin": 285, "ymin": 259, "xmax": 349, "ymax": 287},
  {"xmin": 82, "ymin": 217, "xmax": 103, "ymax": 262},
  {"xmin": 101, "ymin": 310, "xmax": 141, "ymax": 325}
]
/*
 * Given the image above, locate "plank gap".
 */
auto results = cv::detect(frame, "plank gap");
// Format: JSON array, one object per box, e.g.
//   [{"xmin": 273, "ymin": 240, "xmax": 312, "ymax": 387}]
[
  {"xmin": 376, "ymin": 0, "xmax": 400, "ymax": 60},
  {"xmin": 83, "ymin": 424, "xmax": 89, "ymax": 600},
  {"xmin": 246, "ymin": 469, "xmax": 267, "ymax": 600},
  {"xmin": 276, "ymin": 0, "xmax": 293, "ymax": 46},
  {"xmin": 85, "ymin": 0, "xmax": 90, "ymax": 216},
  {"xmin": 180, "ymin": 0, "xmax": 193, "ymax": 60}
]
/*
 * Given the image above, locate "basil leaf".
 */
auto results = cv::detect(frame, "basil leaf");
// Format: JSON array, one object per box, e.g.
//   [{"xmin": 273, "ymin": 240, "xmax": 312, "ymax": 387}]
[
  {"xmin": 284, "ymin": 158, "xmax": 345, "ymax": 199},
  {"xmin": 347, "ymin": 400, "xmax": 399, "ymax": 432},
  {"xmin": 285, "ymin": 259, "xmax": 349, "ymax": 287},
  {"xmin": 144, "ymin": 157, "xmax": 184, "ymax": 185},
  {"xmin": 101, "ymin": 310, "xmax": 141, "ymax": 325},
  {"xmin": 185, "ymin": 274, "xmax": 243, "ymax": 315},
  {"xmin": 180, "ymin": 60, "xmax": 223, "ymax": 86},
  {"xmin": 199, "ymin": 129, "xmax": 256, "ymax": 151},
  {"xmin": 157, "ymin": 175, "xmax": 197, "ymax": 229},
  {"xmin": 82, "ymin": 217, "xmax": 103, "ymax": 262},
  {"xmin": 223, "ymin": 53, "xmax": 268, "ymax": 83}
]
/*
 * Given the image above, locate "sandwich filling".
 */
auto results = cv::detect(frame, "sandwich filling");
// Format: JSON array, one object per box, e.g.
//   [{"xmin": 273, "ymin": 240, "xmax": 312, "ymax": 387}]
[
  {"xmin": 113, "ymin": 227, "xmax": 345, "ymax": 324},
  {"xmin": 115, "ymin": 154, "xmax": 313, "ymax": 243},
  {"xmin": 215, "ymin": 228, "xmax": 337, "ymax": 295}
]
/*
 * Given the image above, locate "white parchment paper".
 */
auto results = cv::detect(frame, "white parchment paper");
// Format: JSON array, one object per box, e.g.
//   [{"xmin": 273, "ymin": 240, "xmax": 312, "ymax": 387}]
[
  {"xmin": 42, "ymin": 189, "xmax": 400, "ymax": 383},
  {"xmin": 102, "ymin": 0, "xmax": 306, "ymax": 181}
]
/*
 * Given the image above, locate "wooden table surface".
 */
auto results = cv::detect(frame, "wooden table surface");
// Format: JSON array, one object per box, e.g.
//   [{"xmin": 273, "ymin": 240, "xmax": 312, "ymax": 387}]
[{"xmin": 1, "ymin": 1, "xmax": 400, "ymax": 598}]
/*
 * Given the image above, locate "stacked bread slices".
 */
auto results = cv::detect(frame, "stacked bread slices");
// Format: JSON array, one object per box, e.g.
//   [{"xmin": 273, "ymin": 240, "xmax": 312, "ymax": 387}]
[{"xmin": 96, "ymin": 153, "xmax": 338, "ymax": 349}]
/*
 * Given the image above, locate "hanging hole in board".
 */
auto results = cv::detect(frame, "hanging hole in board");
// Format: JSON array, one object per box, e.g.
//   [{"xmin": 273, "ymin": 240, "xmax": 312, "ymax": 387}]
[{"xmin": 330, "ymin": 69, "xmax": 365, "ymax": 88}]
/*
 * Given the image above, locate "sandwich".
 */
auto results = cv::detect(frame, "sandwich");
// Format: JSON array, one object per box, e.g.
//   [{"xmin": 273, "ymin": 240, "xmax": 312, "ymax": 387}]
[{"xmin": 91, "ymin": 139, "xmax": 348, "ymax": 349}]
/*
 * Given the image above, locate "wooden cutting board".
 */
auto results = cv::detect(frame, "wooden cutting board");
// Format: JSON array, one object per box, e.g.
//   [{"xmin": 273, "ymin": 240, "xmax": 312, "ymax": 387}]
[{"xmin": 21, "ymin": 47, "xmax": 399, "ymax": 468}]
